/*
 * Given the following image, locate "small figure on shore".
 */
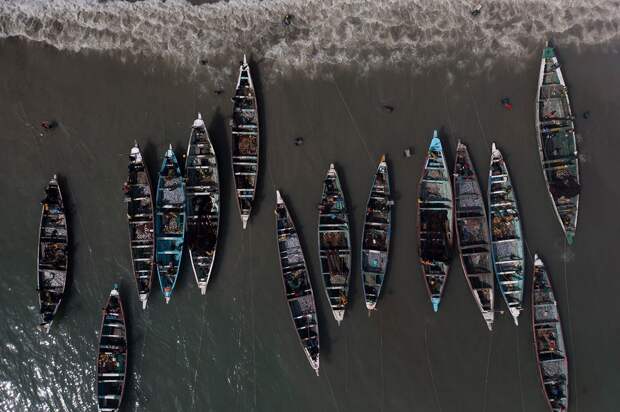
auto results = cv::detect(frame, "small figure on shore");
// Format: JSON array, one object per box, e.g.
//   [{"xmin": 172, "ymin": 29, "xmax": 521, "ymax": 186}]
[
  {"xmin": 501, "ymin": 97, "xmax": 513, "ymax": 110},
  {"xmin": 294, "ymin": 137, "xmax": 304, "ymax": 146},
  {"xmin": 282, "ymin": 14, "xmax": 294, "ymax": 26},
  {"xmin": 41, "ymin": 120, "xmax": 58, "ymax": 130},
  {"xmin": 382, "ymin": 105, "xmax": 394, "ymax": 113},
  {"xmin": 471, "ymin": 4, "xmax": 482, "ymax": 17},
  {"xmin": 582, "ymin": 110, "xmax": 590, "ymax": 119}
]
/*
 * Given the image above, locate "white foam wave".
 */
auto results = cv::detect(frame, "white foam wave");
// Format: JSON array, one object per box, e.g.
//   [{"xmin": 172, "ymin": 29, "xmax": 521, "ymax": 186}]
[{"xmin": 1, "ymin": 0, "xmax": 619, "ymax": 80}]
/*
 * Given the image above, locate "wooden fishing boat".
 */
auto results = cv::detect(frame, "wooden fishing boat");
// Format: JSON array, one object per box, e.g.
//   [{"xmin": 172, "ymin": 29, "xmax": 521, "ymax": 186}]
[
  {"xmin": 488, "ymin": 143, "xmax": 524, "ymax": 325},
  {"xmin": 532, "ymin": 255, "xmax": 568, "ymax": 412},
  {"xmin": 231, "ymin": 55, "xmax": 259, "ymax": 229},
  {"xmin": 275, "ymin": 190, "xmax": 320, "ymax": 375},
  {"xmin": 317, "ymin": 163, "xmax": 351, "ymax": 325},
  {"xmin": 361, "ymin": 155, "xmax": 392, "ymax": 311},
  {"xmin": 417, "ymin": 131, "xmax": 453, "ymax": 312},
  {"xmin": 535, "ymin": 43, "xmax": 580, "ymax": 244},
  {"xmin": 186, "ymin": 113, "xmax": 220, "ymax": 294},
  {"xmin": 96, "ymin": 284, "xmax": 127, "ymax": 412},
  {"xmin": 124, "ymin": 143, "xmax": 154, "ymax": 309},
  {"xmin": 453, "ymin": 142, "xmax": 494, "ymax": 329},
  {"xmin": 155, "ymin": 145, "xmax": 186, "ymax": 303},
  {"xmin": 37, "ymin": 174, "xmax": 68, "ymax": 333}
]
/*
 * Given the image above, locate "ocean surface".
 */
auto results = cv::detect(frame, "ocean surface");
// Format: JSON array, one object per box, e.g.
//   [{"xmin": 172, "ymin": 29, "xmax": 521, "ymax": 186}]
[{"xmin": 1, "ymin": 1, "xmax": 620, "ymax": 411}]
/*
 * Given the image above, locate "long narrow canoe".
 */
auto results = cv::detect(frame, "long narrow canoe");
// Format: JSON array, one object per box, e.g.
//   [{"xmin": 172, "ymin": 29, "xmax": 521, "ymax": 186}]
[
  {"xmin": 186, "ymin": 113, "xmax": 220, "ymax": 294},
  {"xmin": 155, "ymin": 145, "xmax": 185, "ymax": 303},
  {"xmin": 532, "ymin": 255, "xmax": 568, "ymax": 412},
  {"xmin": 317, "ymin": 163, "xmax": 351, "ymax": 325},
  {"xmin": 535, "ymin": 43, "xmax": 580, "ymax": 244},
  {"xmin": 454, "ymin": 142, "xmax": 494, "ymax": 330},
  {"xmin": 361, "ymin": 155, "xmax": 392, "ymax": 311},
  {"xmin": 96, "ymin": 284, "xmax": 127, "ymax": 412},
  {"xmin": 417, "ymin": 131, "xmax": 453, "ymax": 312},
  {"xmin": 37, "ymin": 174, "xmax": 68, "ymax": 333},
  {"xmin": 231, "ymin": 55, "xmax": 259, "ymax": 229},
  {"xmin": 489, "ymin": 143, "xmax": 524, "ymax": 325},
  {"xmin": 275, "ymin": 190, "xmax": 320, "ymax": 375},
  {"xmin": 124, "ymin": 143, "xmax": 154, "ymax": 309}
]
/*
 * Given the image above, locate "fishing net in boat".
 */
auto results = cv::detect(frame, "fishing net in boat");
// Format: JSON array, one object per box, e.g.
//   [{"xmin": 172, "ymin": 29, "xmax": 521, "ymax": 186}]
[
  {"xmin": 420, "ymin": 182, "xmax": 447, "ymax": 201},
  {"xmin": 237, "ymin": 135, "xmax": 257, "ymax": 155},
  {"xmin": 492, "ymin": 214, "xmax": 516, "ymax": 240},
  {"xmin": 163, "ymin": 186, "xmax": 184, "ymax": 204},
  {"xmin": 293, "ymin": 294, "xmax": 316, "ymax": 315},
  {"xmin": 459, "ymin": 218, "xmax": 485, "ymax": 244},
  {"xmin": 494, "ymin": 240, "xmax": 520, "ymax": 261},
  {"xmin": 134, "ymin": 223, "xmax": 152, "ymax": 241},
  {"xmin": 163, "ymin": 213, "xmax": 181, "ymax": 234},
  {"xmin": 423, "ymin": 169, "xmax": 445, "ymax": 181},
  {"xmin": 41, "ymin": 270, "xmax": 66, "ymax": 288}
]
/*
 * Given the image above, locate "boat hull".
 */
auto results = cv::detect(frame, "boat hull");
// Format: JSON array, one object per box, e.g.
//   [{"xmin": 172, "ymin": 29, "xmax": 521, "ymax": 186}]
[
  {"xmin": 454, "ymin": 142, "xmax": 495, "ymax": 330},
  {"xmin": 532, "ymin": 255, "xmax": 569, "ymax": 412},
  {"xmin": 318, "ymin": 163, "xmax": 351, "ymax": 324},
  {"xmin": 37, "ymin": 175, "xmax": 68, "ymax": 332},
  {"xmin": 155, "ymin": 147, "xmax": 186, "ymax": 303},
  {"xmin": 186, "ymin": 114, "xmax": 220, "ymax": 294},
  {"xmin": 125, "ymin": 144, "xmax": 155, "ymax": 309},
  {"xmin": 361, "ymin": 156, "xmax": 392, "ymax": 311},
  {"xmin": 488, "ymin": 144, "xmax": 524, "ymax": 325},
  {"xmin": 535, "ymin": 44, "xmax": 580, "ymax": 244},
  {"xmin": 231, "ymin": 55, "xmax": 260, "ymax": 228},
  {"xmin": 417, "ymin": 131, "xmax": 453, "ymax": 312},
  {"xmin": 96, "ymin": 285, "xmax": 127, "ymax": 412},
  {"xmin": 276, "ymin": 190, "xmax": 320, "ymax": 374}
]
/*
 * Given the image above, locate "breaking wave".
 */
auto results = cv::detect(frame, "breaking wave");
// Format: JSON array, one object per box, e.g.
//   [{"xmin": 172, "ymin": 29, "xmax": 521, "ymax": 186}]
[{"xmin": 0, "ymin": 0, "xmax": 619, "ymax": 80}]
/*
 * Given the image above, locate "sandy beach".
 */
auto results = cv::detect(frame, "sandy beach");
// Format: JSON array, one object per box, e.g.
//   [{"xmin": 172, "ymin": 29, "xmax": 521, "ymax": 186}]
[{"xmin": 1, "ymin": 22, "xmax": 619, "ymax": 412}]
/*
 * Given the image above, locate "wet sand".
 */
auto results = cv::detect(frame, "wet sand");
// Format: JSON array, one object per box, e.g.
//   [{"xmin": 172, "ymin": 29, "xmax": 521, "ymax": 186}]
[{"xmin": 1, "ymin": 37, "xmax": 619, "ymax": 411}]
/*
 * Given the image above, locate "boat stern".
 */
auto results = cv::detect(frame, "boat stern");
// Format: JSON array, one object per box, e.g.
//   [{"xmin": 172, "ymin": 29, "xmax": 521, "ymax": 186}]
[
  {"xmin": 241, "ymin": 214, "xmax": 249, "ymax": 229},
  {"xmin": 510, "ymin": 307, "xmax": 521, "ymax": 325},
  {"xmin": 38, "ymin": 322, "xmax": 52, "ymax": 334},
  {"xmin": 431, "ymin": 297, "xmax": 440, "ymax": 313},
  {"xmin": 199, "ymin": 283, "xmax": 207, "ymax": 295},
  {"xmin": 565, "ymin": 231, "xmax": 575, "ymax": 245},
  {"xmin": 333, "ymin": 309, "xmax": 345, "ymax": 325},
  {"xmin": 139, "ymin": 294, "xmax": 148, "ymax": 310}
]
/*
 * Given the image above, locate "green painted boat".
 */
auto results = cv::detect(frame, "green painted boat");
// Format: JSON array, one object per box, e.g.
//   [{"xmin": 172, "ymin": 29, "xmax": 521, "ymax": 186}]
[{"xmin": 535, "ymin": 43, "xmax": 580, "ymax": 244}]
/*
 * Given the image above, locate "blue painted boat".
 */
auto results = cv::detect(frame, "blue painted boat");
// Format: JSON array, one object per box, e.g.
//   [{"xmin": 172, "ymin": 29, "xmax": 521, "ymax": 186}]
[
  {"xmin": 155, "ymin": 145, "xmax": 186, "ymax": 303},
  {"xmin": 361, "ymin": 155, "xmax": 392, "ymax": 312},
  {"xmin": 488, "ymin": 143, "xmax": 524, "ymax": 325},
  {"xmin": 417, "ymin": 131, "xmax": 454, "ymax": 313}
]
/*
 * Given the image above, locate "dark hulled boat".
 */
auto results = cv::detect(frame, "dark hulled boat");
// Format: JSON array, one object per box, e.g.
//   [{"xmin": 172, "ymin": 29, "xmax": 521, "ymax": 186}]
[
  {"xmin": 453, "ymin": 142, "xmax": 494, "ymax": 330},
  {"xmin": 535, "ymin": 43, "xmax": 580, "ymax": 244},
  {"xmin": 155, "ymin": 145, "xmax": 186, "ymax": 303},
  {"xmin": 489, "ymin": 143, "xmax": 524, "ymax": 325},
  {"xmin": 186, "ymin": 113, "xmax": 220, "ymax": 294},
  {"xmin": 96, "ymin": 285, "xmax": 127, "ymax": 412},
  {"xmin": 231, "ymin": 55, "xmax": 259, "ymax": 229},
  {"xmin": 124, "ymin": 143, "xmax": 154, "ymax": 309},
  {"xmin": 275, "ymin": 190, "xmax": 320, "ymax": 374},
  {"xmin": 417, "ymin": 131, "xmax": 453, "ymax": 312},
  {"xmin": 361, "ymin": 155, "xmax": 392, "ymax": 311},
  {"xmin": 317, "ymin": 163, "xmax": 351, "ymax": 325},
  {"xmin": 37, "ymin": 174, "xmax": 68, "ymax": 333},
  {"xmin": 532, "ymin": 255, "xmax": 568, "ymax": 412}
]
